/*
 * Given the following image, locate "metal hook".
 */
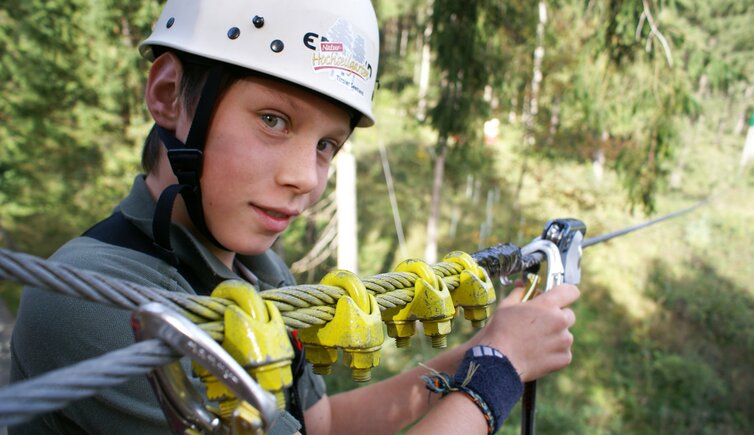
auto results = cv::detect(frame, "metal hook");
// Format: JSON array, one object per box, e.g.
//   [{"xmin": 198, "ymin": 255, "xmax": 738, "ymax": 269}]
[
  {"xmin": 520, "ymin": 239, "xmax": 564, "ymax": 292},
  {"xmin": 131, "ymin": 303, "xmax": 278, "ymax": 434}
]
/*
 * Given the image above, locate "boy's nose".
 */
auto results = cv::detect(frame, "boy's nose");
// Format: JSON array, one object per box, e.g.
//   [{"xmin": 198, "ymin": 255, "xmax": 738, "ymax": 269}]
[{"xmin": 276, "ymin": 145, "xmax": 320, "ymax": 194}]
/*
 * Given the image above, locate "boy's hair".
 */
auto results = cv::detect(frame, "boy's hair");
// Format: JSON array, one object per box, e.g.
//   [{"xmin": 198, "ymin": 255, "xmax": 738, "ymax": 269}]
[{"xmin": 141, "ymin": 50, "xmax": 249, "ymax": 174}]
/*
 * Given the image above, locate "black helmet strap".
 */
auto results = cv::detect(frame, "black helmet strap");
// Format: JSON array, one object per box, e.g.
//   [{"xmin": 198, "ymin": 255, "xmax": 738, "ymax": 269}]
[{"xmin": 152, "ymin": 63, "xmax": 229, "ymax": 265}]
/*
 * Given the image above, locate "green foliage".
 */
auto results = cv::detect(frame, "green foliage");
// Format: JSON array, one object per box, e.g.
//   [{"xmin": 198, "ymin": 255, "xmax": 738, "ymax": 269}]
[
  {"xmin": 0, "ymin": 0, "xmax": 157, "ymax": 256},
  {"xmin": 2, "ymin": 1, "xmax": 754, "ymax": 433},
  {"xmin": 428, "ymin": 0, "xmax": 535, "ymax": 140}
]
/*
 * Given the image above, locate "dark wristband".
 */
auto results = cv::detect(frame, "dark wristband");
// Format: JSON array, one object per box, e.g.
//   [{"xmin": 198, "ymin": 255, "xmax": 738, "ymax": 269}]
[
  {"xmin": 422, "ymin": 345, "xmax": 523, "ymax": 434},
  {"xmin": 455, "ymin": 346, "xmax": 523, "ymax": 433}
]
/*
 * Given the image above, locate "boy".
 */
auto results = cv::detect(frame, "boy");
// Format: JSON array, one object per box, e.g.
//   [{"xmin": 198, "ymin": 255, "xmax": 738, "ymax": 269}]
[{"xmin": 10, "ymin": 1, "xmax": 579, "ymax": 433}]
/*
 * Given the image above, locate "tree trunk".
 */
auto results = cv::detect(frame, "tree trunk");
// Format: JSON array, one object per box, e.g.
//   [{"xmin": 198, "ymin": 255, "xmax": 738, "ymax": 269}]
[
  {"xmin": 336, "ymin": 143, "xmax": 358, "ymax": 273},
  {"xmin": 741, "ymin": 116, "xmax": 754, "ymax": 170},
  {"xmin": 416, "ymin": 0, "xmax": 434, "ymax": 121},
  {"xmin": 514, "ymin": 1, "xmax": 548, "ymax": 209},
  {"xmin": 425, "ymin": 134, "xmax": 448, "ymax": 264}
]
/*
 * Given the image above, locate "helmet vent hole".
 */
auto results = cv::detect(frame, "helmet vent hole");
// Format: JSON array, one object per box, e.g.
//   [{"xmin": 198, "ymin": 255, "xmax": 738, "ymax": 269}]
[
  {"xmin": 270, "ymin": 39, "xmax": 284, "ymax": 53},
  {"xmin": 252, "ymin": 16, "xmax": 265, "ymax": 29},
  {"xmin": 166, "ymin": 17, "xmax": 175, "ymax": 29},
  {"xmin": 227, "ymin": 27, "xmax": 241, "ymax": 40}
]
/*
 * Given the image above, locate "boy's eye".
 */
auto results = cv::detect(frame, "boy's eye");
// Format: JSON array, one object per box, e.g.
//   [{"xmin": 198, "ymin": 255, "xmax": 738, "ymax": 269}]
[
  {"xmin": 261, "ymin": 114, "xmax": 287, "ymax": 131},
  {"xmin": 317, "ymin": 140, "xmax": 340, "ymax": 159}
]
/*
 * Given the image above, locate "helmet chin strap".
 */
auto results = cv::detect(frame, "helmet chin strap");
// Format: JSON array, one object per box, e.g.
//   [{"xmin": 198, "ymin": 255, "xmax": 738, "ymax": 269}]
[{"xmin": 152, "ymin": 64, "xmax": 230, "ymax": 266}]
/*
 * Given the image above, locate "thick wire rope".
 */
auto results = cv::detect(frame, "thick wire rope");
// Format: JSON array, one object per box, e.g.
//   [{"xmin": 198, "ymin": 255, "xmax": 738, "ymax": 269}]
[
  {"xmin": 0, "ymin": 339, "xmax": 176, "ymax": 427},
  {"xmin": 1, "ymin": 248, "xmax": 525, "ymax": 332},
  {"xmin": 0, "ymin": 248, "xmax": 229, "ymax": 324}
]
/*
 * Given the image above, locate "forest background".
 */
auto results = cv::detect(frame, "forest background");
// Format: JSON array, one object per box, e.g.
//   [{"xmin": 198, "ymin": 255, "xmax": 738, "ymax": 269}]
[{"xmin": 1, "ymin": 0, "xmax": 753, "ymax": 434}]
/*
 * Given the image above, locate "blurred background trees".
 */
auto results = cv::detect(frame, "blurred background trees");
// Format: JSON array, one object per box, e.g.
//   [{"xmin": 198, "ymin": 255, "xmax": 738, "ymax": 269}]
[{"xmin": 1, "ymin": 0, "xmax": 752, "ymax": 433}]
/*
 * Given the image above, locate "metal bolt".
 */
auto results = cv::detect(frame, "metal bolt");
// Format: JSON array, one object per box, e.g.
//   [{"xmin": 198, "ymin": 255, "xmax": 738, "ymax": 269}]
[
  {"xmin": 270, "ymin": 39, "xmax": 284, "ymax": 53},
  {"xmin": 430, "ymin": 335, "xmax": 448, "ymax": 348},
  {"xmin": 312, "ymin": 364, "xmax": 332, "ymax": 375},
  {"xmin": 351, "ymin": 368, "xmax": 372, "ymax": 383},
  {"xmin": 252, "ymin": 15, "xmax": 265, "ymax": 28},
  {"xmin": 471, "ymin": 319, "xmax": 487, "ymax": 328},
  {"xmin": 228, "ymin": 27, "xmax": 241, "ymax": 40},
  {"xmin": 395, "ymin": 337, "xmax": 410, "ymax": 348},
  {"xmin": 166, "ymin": 17, "xmax": 175, "ymax": 29}
]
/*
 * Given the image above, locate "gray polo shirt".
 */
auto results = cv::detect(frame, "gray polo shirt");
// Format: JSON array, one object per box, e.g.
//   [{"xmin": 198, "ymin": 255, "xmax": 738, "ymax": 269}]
[{"xmin": 10, "ymin": 175, "xmax": 324, "ymax": 434}]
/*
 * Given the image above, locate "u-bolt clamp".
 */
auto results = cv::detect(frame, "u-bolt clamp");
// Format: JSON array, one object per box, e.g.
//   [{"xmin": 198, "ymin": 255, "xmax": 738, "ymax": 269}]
[
  {"xmin": 298, "ymin": 270, "xmax": 384, "ymax": 382},
  {"xmin": 442, "ymin": 251, "xmax": 497, "ymax": 328},
  {"xmin": 195, "ymin": 281, "xmax": 295, "ymax": 415},
  {"xmin": 520, "ymin": 239, "xmax": 564, "ymax": 292},
  {"xmin": 131, "ymin": 302, "xmax": 278, "ymax": 435},
  {"xmin": 382, "ymin": 259, "xmax": 456, "ymax": 349}
]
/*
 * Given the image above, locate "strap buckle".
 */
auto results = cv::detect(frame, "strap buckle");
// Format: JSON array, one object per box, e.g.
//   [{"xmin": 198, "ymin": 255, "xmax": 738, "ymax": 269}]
[{"xmin": 167, "ymin": 148, "xmax": 203, "ymax": 187}]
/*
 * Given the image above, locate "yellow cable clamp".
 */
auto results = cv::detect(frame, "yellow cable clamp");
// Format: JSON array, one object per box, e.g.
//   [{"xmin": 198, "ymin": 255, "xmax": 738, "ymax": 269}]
[
  {"xmin": 382, "ymin": 259, "xmax": 456, "ymax": 348},
  {"xmin": 442, "ymin": 251, "xmax": 497, "ymax": 327},
  {"xmin": 297, "ymin": 270, "xmax": 384, "ymax": 382},
  {"xmin": 194, "ymin": 280, "xmax": 295, "ymax": 417}
]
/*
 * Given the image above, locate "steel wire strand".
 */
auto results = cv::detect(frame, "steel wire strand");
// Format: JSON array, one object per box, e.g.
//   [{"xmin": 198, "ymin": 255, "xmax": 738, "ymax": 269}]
[
  {"xmin": 0, "ymin": 339, "xmax": 176, "ymax": 427},
  {"xmin": 263, "ymin": 284, "xmax": 348, "ymax": 311},
  {"xmin": 281, "ymin": 306, "xmax": 337, "ymax": 330},
  {"xmin": 375, "ymin": 289, "xmax": 415, "ymax": 310},
  {"xmin": 362, "ymin": 272, "xmax": 416, "ymax": 294},
  {"xmin": 433, "ymin": 261, "xmax": 465, "ymax": 279}
]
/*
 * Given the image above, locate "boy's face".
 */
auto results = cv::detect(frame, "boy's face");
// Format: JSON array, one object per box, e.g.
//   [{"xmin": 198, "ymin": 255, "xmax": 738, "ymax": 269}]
[{"xmin": 185, "ymin": 75, "xmax": 352, "ymax": 256}]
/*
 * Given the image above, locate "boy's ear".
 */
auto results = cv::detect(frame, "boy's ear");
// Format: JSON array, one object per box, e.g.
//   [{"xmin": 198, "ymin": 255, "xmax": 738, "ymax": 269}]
[{"xmin": 145, "ymin": 52, "xmax": 184, "ymax": 130}]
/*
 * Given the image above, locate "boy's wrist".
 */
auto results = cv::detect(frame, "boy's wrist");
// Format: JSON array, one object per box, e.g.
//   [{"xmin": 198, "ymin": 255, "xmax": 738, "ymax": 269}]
[{"xmin": 421, "ymin": 345, "xmax": 524, "ymax": 434}]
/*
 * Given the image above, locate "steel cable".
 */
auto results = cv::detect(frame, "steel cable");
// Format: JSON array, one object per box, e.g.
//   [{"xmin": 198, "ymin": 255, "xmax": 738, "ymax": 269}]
[
  {"xmin": 1, "ymin": 245, "xmax": 538, "ymax": 335},
  {"xmin": 1, "ymin": 246, "xmax": 536, "ymax": 334},
  {"xmin": 0, "ymin": 248, "xmax": 227, "ymax": 323},
  {"xmin": 0, "ymin": 339, "xmax": 176, "ymax": 427}
]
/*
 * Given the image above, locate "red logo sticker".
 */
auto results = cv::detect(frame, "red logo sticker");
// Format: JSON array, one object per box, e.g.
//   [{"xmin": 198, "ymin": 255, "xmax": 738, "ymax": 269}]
[{"xmin": 321, "ymin": 42, "xmax": 344, "ymax": 53}]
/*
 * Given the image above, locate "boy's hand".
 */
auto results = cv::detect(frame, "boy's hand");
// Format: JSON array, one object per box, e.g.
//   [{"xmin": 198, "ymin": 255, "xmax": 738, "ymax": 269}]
[{"xmin": 474, "ymin": 284, "xmax": 580, "ymax": 382}]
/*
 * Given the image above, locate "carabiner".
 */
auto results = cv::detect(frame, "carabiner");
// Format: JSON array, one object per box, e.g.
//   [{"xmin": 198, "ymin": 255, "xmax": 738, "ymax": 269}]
[
  {"xmin": 131, "ymin": 302, "xmax": 278, "ymax": 434},
  {"xmin": 520, "ymin": 239, "xmax": 564, "ymax": 292}
]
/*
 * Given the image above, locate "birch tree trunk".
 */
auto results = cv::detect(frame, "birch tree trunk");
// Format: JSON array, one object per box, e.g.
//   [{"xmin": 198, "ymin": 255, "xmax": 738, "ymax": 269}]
[
  {"xmin": 514, "ymin": 1, "xmax": 548, "ymax": 205},
  {"xmin": 424, "ymin": 134, "xmax": 448, "ymax": 264},
  {"xmin": 416, "ymin": 0, "xmax": 434, "ymax": 121},
  {"xmin": 336, "ymin": 143, "xmax": 358, "ymax": 273},
  {"xmin": 741, "ymin": 115, "xmax": 754, "ymax": 170}
]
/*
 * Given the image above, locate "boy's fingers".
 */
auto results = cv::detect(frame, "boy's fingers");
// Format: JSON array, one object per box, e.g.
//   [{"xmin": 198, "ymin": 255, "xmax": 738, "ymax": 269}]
[
  {"xmin": 562, "ymin": 307, "xmax": 576, "ymax": 327},
  {"xmin": 540, "ymin": 284, "xmax": 580, "ymax": 307},
  {"xmin": 501, "ymin": 286, "xmax": 525, "ymax": 307}
]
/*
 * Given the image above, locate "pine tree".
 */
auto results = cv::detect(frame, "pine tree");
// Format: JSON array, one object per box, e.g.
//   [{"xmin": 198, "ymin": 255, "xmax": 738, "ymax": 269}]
[{"xmin": 0, "ymin": 0, "xmax": 159, "ymax": 254}]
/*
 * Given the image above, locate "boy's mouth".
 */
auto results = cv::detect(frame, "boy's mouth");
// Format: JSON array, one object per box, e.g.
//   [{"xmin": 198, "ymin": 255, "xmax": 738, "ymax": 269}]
[
  {"xmin": 264, "ymin": 209, "xmax": 290, "ymax": 219},
  {"xmin": 250, "ymin": 203, "xmax": 300, "ymax": 232}
]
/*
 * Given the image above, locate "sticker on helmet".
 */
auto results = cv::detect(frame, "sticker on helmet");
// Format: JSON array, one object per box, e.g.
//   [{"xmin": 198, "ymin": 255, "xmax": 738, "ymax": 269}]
[{"xmin": 303, "ymin": 18, "xmax": 373, "ymax": 98}]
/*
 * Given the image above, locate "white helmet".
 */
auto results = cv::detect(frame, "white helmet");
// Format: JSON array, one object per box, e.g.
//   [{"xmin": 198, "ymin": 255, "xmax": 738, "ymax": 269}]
[{"xmin": 139, "ymin": 0, "xmax": 379, "ymax": 127}]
